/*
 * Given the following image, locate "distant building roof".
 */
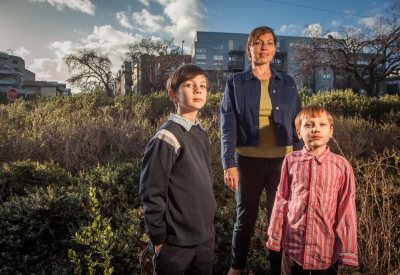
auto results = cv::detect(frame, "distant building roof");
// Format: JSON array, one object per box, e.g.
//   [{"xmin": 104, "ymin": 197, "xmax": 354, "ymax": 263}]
[{"xmin": 23, "ymin": 81, "xmax": 64, "ymax": 93}]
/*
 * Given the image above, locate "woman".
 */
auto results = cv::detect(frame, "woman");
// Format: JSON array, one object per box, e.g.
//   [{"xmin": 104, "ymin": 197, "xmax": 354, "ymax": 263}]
[{"xmin": 220, "ymin": 26, "xmax": 303, "ymax": 275}]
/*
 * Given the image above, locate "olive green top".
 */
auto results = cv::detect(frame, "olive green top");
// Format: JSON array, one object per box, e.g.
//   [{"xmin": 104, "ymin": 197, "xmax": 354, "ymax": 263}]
[{"xmin": 236, "ymin": 79, "xmax": 293, "ymax": 158}]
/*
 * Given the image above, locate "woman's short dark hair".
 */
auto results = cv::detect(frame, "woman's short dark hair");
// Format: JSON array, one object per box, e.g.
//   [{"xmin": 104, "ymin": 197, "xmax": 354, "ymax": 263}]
[
  {"xmin": 247, "ymin": 26, "xmax": 277, "ymax": 63},
  {"xmin": 166, "ymin": 63, "xmax": 209, "ymax": 93}
]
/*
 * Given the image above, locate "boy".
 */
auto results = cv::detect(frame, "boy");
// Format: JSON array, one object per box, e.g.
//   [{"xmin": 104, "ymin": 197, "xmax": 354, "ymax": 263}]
[
  {"xmin": 266, "ymin": 105, "xmax": 358, "ymax": 275},
  {"xmin": 139, "ymin": 64, "xmax": 216, "ymax": 275}
]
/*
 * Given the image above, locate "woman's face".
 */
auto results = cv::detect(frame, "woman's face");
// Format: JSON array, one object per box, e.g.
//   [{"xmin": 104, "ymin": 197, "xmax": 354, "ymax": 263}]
[{"xmin": 247, "ymin": 32, "xmax": 276, "ymax": 66}]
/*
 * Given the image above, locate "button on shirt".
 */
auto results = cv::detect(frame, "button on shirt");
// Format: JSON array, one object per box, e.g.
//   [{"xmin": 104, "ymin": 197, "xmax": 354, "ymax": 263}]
[{"xmin": 267, "ymin": 146, "xmax": 358, "ymax": 270}]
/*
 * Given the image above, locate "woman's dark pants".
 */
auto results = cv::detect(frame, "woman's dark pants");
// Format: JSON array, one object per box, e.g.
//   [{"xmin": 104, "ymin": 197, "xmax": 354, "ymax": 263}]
[{"xmin": 230, "ymin": 155, "xmax": 284, "ymax": 275}]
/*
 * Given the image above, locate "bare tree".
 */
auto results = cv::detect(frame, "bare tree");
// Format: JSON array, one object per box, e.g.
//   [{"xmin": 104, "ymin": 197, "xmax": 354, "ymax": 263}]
[
  {"xmin": 289, "ymin": 37, "xmax": 333, "ymax": 92},
  {"xmin": 207, "ymin": 64, "xmax": 225, "ymax": 93},
  {"xmin": 64, "ymin": 49, "xmax": 114, "ymax": 96},
  {"xmin": 327, "ymin": 0, "xmax": 400, "ymax": 97},
  {"xmin": 126, "ymin": 38, "xmax": 181, "ymax": 94}
]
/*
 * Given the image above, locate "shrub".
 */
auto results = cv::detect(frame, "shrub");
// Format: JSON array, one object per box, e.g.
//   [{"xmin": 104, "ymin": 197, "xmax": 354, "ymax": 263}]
[
  {"xmin": 354, "ymin": 149, "xmax": 400, "ymax": 275},
  {"xmin": 300, "ymin": 88, "xmax": 400, "ymax": 125},
  {"xmin": 0, "ymin": 91, "xmax": 399, "ymax": 274}
]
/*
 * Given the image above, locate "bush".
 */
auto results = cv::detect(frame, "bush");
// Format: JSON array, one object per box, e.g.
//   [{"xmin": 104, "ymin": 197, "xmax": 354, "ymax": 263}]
[
  {"xmin": 0, "ymin": 91, "xmax": 399, "ymax": 274},
  {"xmin": 0, "ymin": 160, "xmax": 149, "ymax": 275},
  {"xmin": 299, "ymin": 88, "xmax": 400, "ymax": 125}
]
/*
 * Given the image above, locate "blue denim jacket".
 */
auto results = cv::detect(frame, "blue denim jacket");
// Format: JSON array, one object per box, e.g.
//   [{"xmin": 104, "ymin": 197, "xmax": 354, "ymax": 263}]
[{"xmin": 220, "ymin": 66, "xmax": 303, "ymax": 169}]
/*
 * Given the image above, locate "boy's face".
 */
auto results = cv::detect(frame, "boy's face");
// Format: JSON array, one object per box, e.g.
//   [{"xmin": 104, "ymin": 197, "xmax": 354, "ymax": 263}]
[
  {"xmin": 169, "ymin": 74, "xmax": 207, "ymax": 118},
  {"xmin": 297, "ymin": 113, "xmax": 333, "ymax": 156}
]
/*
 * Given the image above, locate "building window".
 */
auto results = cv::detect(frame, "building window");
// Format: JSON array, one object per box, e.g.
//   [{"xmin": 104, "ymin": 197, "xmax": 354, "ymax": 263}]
[
  {"xmin": 321, "ymin": 72, "xmax": 331, "ymax": 79},
  {"xmin": 213, "ymin": 55, "xmax": 223, "ymax": 67},
  {"xmin": 335, "ymin": 74, "xmax": 344, "ymax": 80},
  {"xmin": 273, "ymin": 59, "xmax": 282, "ymax": 64},
  {"xmin": 196, "ymin": 54, "xmax": 206, "ymax": 65},
  {"xmin": 276, "ymin": 42, "xmax": 280, "ymax": 52},
  {"xmin": 229, "ymin": 55, "xmax": 243, "ymax": 62},
  {"xmin": 13, "ymin": 60, "xmax": 18, "ymax": 64},
  {"xmin": 357, "ymin": 60, "xmax": 369, "ymax": 65},
  {"xmin": 213, "ymin": 40, "xmax": 223, "ymax": 49},
  {"xmin": 229, "ymin": 40, "xmax": 234, "ymax": 50},
  {"xmin": 196, "ymin": 48, "xmax": 206, "ymax": 53}
]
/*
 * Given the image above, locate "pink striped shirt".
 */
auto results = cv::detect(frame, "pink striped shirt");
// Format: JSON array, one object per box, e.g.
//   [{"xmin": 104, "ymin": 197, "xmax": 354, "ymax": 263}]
[{"xmin": 267, "ymin": 146, "xmax": 358, "ymax": 270}]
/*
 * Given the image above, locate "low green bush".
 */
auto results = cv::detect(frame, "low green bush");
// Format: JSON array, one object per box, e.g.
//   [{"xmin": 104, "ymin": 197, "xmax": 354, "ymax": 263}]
[{"xmin": 300, "ymin": 88, "xmax": 400, "ymax": 125}]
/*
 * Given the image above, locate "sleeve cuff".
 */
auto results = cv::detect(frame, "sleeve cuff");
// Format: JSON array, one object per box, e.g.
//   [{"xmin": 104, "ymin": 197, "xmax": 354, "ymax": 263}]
[
  {"xmin": 266, "ymin": 238, "xmax": 281, "ymax": 252},
  {"xmin": 338, "ymin": 252, "xmax": 359, "ymax": 266},
  {"xmin": 149, "ymin": 232, "xmax": 167, "ymax": 246}
]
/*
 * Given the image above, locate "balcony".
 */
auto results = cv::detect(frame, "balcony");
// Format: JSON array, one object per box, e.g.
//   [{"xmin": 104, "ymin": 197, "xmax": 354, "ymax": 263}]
[
  {"xmin": 228, "ymin": 61, "xmax": 245, "ymax": 72},
  {"xmin": 0, "ymin": 68, "xmax": 22, "ymax": 76},
  {"xmin": 228, "ymin": 50, "xmax": 245, "ymax": 73},
  {"xmin": 271, "ymin": 63, "xmax": 286, "ymax": 73},
  {"xmin": 0, "ymin": 78, "xmax": 17, "ymax": 85}
]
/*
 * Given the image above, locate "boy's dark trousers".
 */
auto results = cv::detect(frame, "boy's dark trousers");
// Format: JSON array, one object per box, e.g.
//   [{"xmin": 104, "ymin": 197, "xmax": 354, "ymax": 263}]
[
  {"xmin": 152, "ymin": 233, "xmax": 214, "ymax": 275},
  {"xmin": 281, "ymin": 251, "xmax": 338, "ymax": 275}
]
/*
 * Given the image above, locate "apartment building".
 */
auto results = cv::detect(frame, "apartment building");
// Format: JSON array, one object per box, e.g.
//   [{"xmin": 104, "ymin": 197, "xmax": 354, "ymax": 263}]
[
  {"xmin": 190, "ymin": 31, "xmax": 299, "ymax": 73},
  {"xmin": 115, "ymin": 60, "xmax": 134, "ymax": 96},
  {"xmin": 190, "ymin": 31, "xmax": 338, "ymax": 93},
  {"xmin": 0, "ymin": 51, "xmax": 36, "ymax": 99}
]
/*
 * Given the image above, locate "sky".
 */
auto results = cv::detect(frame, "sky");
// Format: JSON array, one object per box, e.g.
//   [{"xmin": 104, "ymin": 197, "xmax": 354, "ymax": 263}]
[{"xmin": 0, "ymin": 0, "xmax": 393, "ymax": 88}]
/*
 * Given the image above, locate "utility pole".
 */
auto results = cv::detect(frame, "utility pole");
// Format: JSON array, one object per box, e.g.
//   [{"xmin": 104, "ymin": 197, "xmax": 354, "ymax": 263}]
[{"xmin": 181, "ymin": 40, "xmax": 185, "ymax": 63}]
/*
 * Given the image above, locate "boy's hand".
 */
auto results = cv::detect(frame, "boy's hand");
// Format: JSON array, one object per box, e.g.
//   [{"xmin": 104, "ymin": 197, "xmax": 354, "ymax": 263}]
[
  {"xmin": 154, "ymin": 244, "xmax": 163, "ymax": 256},
  {"xmin": 224, "ymin": 167, "xmax": 239, "ymax": 191}
]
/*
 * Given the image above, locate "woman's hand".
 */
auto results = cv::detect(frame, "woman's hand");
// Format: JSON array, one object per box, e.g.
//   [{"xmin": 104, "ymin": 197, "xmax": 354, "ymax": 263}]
[{"xmin": 224, "ymin": 167, "xmax": 239, "ymax": 191}]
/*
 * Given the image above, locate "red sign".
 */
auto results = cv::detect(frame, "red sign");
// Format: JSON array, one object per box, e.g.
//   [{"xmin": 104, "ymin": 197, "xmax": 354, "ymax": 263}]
[{"xmin": 7, "ymin": 88, "xmax": 18, "ymax": 102}]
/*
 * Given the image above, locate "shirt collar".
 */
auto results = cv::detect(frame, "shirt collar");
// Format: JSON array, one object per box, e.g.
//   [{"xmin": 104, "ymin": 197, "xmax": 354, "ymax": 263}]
[
  {"xmin": 243, "ymin": 66, "xmax": 284, "ymax": 81},
  {"xmin": 169, "ymin": 113, "xmax": 200, "ymax": 131},
  {"xmin": 301, "ymin": 145, "xmax": 331, "ymax": 164}
]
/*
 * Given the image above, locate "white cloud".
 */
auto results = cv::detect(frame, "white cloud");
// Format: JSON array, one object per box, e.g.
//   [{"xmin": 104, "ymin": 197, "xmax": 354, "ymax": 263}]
[
  {"xmin": 24, "ymin": 0, "xmax": 206, "ymax": 85},
  {"xmin": 49, "ymin": 41, "xmax": 82, "ymax": 59},
  {"xmin": 29, "ymin": 0, "xmax": 95, "ymax": 15},
  {"xmin": 81, "ymin": 25, "xmax": 141, "ymax": 53},
  {"xmin": 161, "ymin": 0, "xmax": 204, "ymax": 47},
  {"xmin": 14, "ymin": 47, "xmax": 31, "ymax": 58},
  {"xmin": 28, "ymin": 25, "xmax": 143, "ymax": 84},
  {"xmin": 138, "ymin": 0, "xmax": 150, "ymax": 7},
  {"xmin": 132, "ymin": 9, "xmax": 165, "ymax": 33},
  {"xmin": 116, "ymin": 11, "xmax": 134, "ymax": 30},
  {"xmin": 358, "ymin": 16, "xmax": 378, "ymax": 27},
  {"xmin": 331, "ymin": 20, "xmax": 341, "ymax": 27},
  {"xmin": 344, "ymin": 9, "xmax": 356, "ymax": 15},
  {"xmin": 302, "ymin": 23, "xmax": 323, "ymax": 37},
  {"xmin": 29, "ymin": 58, "xmax": 64, "ymax": 80},
  {"xmin": 277, "ymin": 24, "xmax": 300, "ymax": 35}
]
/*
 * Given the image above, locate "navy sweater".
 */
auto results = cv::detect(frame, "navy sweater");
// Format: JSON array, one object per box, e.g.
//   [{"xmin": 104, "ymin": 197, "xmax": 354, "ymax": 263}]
[{"xmin": 139, "ymin": 119, "xmax": 216, "ymax": 246}]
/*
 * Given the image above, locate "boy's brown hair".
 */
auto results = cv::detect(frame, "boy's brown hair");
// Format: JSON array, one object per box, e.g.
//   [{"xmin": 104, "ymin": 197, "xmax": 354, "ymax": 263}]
[
  {"xmin": 166, "ymin": 63, "xmax": 209, "ymax": 93},
  {"xmin": 295, "ymin": 105, "xmax": 334, "ymax": 130}
]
